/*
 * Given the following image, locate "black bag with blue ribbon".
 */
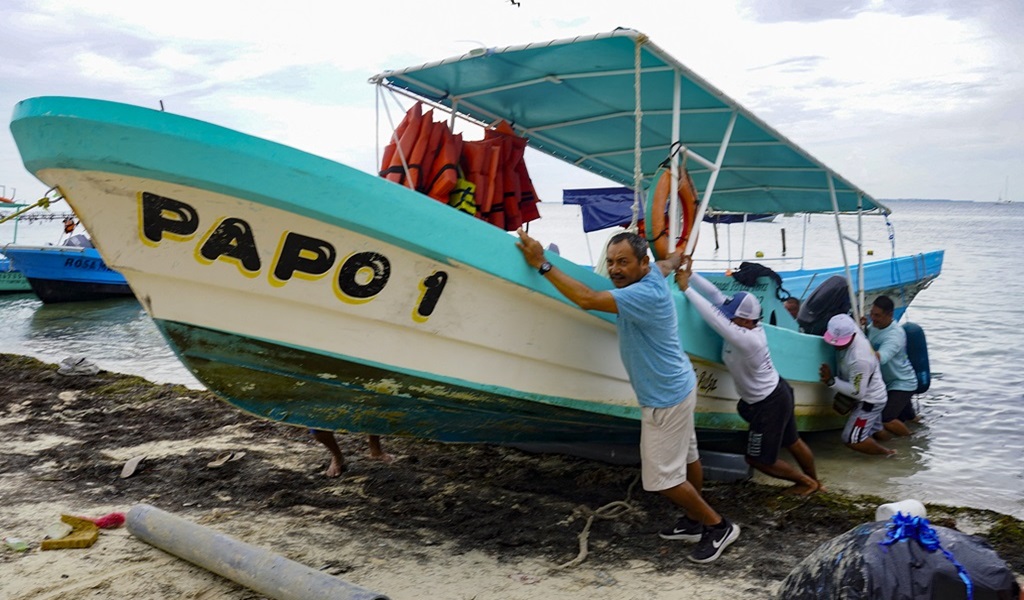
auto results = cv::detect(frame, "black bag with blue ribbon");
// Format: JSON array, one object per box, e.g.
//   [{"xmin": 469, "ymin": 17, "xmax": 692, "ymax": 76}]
[{"xmin": 777, "ymin": 512, "xmax": 1020, "ymax": 599}]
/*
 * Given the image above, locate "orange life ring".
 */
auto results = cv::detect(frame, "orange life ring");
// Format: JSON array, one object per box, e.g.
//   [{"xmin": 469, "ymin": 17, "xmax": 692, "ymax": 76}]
[{"xmin": 644, "ymin": 166, "xmax": 698, "ymax": 260}]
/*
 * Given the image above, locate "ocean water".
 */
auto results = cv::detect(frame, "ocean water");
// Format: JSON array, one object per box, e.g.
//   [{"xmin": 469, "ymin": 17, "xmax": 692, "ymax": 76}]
[{"xmin": 2, "ymin": 199, "xmax": 1022, "ymax": 519}]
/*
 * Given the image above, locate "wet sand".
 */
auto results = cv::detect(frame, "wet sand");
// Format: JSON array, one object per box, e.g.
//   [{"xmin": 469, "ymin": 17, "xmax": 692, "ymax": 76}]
[{"xmin": 1, "ymin": 353, "xmax": 1021, "ymax": 599}]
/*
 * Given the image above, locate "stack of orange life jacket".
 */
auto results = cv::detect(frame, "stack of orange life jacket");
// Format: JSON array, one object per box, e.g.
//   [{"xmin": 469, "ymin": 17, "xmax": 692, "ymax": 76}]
[{"xmin": 379, "ymin": 103, "xmax": 540, "ymax": 231}]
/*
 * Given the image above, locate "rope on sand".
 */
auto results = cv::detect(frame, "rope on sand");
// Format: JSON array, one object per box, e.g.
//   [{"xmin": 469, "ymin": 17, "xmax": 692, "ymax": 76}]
[{"xmin": 554, "ymin": 474, "xmax": 642, "ymax": 570}]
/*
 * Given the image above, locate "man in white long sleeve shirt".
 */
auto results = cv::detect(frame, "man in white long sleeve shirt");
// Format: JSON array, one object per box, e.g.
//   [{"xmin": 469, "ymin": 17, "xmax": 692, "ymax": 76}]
[
  {"xmin": 819, "ymin": 314, "xmax": 896, "ymax": 455},
  {"xmin": 676, "ymin": 263, "xmax": 822, "ymax": 495}
]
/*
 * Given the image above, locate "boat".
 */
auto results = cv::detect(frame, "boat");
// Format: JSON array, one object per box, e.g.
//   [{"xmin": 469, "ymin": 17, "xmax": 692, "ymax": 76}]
[
  {"xmin": 560, "ymin": 185, "xmax": 942, "ymax": 321},
  {"xmin": 9, "ymin": 30, "xmax": 941, "ymax": 442},
  {"xmin": 775, "ymin": 253, "xmax": 942, "ymax": 321},
  {"xmin": 0, "ymin": 199, "xmax": 34, "ymax": 294},
  {"xmin": 0, "ymin": 256, "xmax": 31, "ymax": 293},
  {"xmin": 3, "ymin": 235, "xmax": 134, "ymax": 303},
  {"xmin": 702, "ymin": 212, "xmax": 775, "ymax": 224},
  {"xmin": 997, "ymin": 176, "xmax": 1011, "ymax": 204}
]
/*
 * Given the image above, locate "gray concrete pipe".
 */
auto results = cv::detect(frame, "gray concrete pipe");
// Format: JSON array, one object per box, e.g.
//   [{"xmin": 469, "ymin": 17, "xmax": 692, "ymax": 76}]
[{"xmin": 126, "ymin": 504, "xmax": 389, "ymax": 600}]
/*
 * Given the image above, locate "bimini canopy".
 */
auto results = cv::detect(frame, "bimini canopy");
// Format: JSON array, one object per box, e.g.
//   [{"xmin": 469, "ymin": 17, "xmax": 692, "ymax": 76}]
[{"xmin": 372, "ymin": 28, "xmax": 886, "ymax": 215}]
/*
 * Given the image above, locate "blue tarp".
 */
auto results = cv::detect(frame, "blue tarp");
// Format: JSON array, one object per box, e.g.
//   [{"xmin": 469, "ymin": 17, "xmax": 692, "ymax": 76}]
[
  {"xmin": 562, "ymin": 187, "xmax": 641, "ymax": 233},
  {"xmin": 563, "ymin": 186, "xmax": 774, "ymax": 232}
]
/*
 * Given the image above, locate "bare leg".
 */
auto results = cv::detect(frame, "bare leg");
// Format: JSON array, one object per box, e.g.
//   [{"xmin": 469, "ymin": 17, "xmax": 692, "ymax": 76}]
[
  {"xmin": 679, "ymin": 459, "xmax": 706, "ymax": 521},
  {"xmin": 747, "ymin": 456, "xmax": 819, "ymax": 495},
  {"xmin": 686, "ymin": 459, "xmax": 703, "ymax": 495},
  {"xmin": 785, "ymin": 438, "xmax": 824, "ymax": 489},
  {"xmin": 659, "ymin": 481, "xmax": 722, "ymax": 527},
  {"xmin": 786, "ymin": 439, "xmax": 818, "ymax": 479},
  {"xmin": 882, "ymin": 419, "xmax": 912, "ymax": 437},
  {"xmin": 367, "ymin": 435, "xmax": 394, "ymax": 463},
  {"xmin": 847, "ymin": 439, "xmax": 896, "ymax": 456},
  {"xmin": 311, "ymin": 430, "xmax": 346, "ymax": 477}
]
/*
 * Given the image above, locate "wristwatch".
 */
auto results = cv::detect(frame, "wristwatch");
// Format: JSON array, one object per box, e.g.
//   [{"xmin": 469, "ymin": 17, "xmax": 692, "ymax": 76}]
[{"xmin": 538, "ymin": 261, "xmax": 552, "ymax": 276}]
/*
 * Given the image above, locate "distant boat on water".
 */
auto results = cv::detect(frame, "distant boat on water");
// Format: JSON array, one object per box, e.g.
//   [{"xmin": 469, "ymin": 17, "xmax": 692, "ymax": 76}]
[
  {"xmin": 1, "ymin": 196, "xmax": 33, "ymax": 294},
  {"xmin": 997, "ymin": 176, "xmax": 1012, "ymax": 204},
  {"xmin": 3, "ymin": 235, "xmax": 134, "ymax": 303},
  {"xmin": 0, "ymin": 256, "xmax": 31, "ymax": 294}
]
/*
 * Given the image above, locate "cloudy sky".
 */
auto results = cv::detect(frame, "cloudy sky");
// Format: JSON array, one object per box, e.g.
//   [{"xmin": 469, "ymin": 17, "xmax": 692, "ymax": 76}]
[{"xmin": 1, "ymin": 0, "xmax": 1021, "ymax": 205}]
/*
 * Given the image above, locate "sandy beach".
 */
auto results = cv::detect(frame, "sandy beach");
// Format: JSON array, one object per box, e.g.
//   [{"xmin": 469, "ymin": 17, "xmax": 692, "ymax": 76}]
[{"xmin": 2, "ymin": 352, "xmax": 1021, "ymax": 599}]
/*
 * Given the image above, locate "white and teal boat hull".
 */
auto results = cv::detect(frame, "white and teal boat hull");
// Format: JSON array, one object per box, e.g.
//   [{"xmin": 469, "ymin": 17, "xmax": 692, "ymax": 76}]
[{"xmin": 12, "ymin": 96, "xmax": 924, "ymax": 442}]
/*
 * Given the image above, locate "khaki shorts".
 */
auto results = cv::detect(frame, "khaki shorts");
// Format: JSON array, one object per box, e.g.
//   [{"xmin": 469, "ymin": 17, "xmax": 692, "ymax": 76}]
[{"xmin": 640, "ymin": 389, "xmax": 700, "ymax": 492}]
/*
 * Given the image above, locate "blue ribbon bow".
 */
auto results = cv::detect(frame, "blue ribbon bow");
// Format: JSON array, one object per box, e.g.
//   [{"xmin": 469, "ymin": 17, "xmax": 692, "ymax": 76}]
[{"xmin": 879, "ymin": 512, "xmax": 973, "ymax": 600}]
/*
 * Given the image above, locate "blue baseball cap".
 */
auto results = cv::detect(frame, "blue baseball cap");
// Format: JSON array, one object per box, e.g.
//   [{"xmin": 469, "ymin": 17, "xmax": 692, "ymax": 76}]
[{"xmin": 720, "ymin": 292, "xmax": 762, "ymax": 321}]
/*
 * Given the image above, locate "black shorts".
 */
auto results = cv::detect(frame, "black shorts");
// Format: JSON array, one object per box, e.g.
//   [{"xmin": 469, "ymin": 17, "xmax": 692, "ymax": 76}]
[
  {"xmin": 882, "ymin": 389, "xmax": 914, "ymax": 422},
  {"xmin": 737, "ymin": 378, "xmax": 799, "ymax": 465}
]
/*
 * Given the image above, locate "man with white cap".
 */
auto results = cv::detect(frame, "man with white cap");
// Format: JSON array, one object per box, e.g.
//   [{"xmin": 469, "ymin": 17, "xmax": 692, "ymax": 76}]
[
  {"xmin": 819, "ymin": 313, "xmax": 895, "ymax": 455},
  {"xmin": 676, "ymin": 262, "xmax": 822, "ymax": 494}
]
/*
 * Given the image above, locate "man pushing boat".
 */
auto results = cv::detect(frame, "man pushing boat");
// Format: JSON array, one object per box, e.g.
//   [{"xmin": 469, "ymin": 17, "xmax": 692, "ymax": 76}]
[
  {"xmin": 515, "ymin": 228, "xmax": 740, "ymax": 564},
  {"xmin": 675, "ymin": 260, "xmax": 823, "ymax": 495}
]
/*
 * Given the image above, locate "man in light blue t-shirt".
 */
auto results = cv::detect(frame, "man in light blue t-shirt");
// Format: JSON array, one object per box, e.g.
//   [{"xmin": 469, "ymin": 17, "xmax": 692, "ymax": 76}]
[
  {"xmin": 516, "ymin": 228, "xmax": 739, "ymax": 565},
  {"xmin": 867, "ymin": 295, "xmax": 918, "ymax": 436}
]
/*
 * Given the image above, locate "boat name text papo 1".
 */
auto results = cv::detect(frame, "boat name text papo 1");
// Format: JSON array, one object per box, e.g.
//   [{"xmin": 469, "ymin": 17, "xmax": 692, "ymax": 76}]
[{"xmin": 137, "ymin": 192, "xmax": 448, "ymax": 322}]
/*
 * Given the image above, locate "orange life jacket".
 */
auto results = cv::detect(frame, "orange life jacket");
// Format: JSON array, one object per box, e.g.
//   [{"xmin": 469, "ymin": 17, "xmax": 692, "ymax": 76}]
[
  {"xmin": 425, "ymin": 128, "xmax": 463, "ymax": 202},
  {"xmin": 379, "ymin": 103, "xmax": 424, "ymax": 187}
]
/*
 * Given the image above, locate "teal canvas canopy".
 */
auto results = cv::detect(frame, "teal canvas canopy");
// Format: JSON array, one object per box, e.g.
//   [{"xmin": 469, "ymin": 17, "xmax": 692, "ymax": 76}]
[{"xmin": 374, "ymin": 28, "xmax": 885, "ymax": 215}]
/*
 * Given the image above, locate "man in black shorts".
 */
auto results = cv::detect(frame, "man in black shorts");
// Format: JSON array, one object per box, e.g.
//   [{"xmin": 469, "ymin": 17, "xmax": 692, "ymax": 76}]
[{"xmin": 677, "ymin": 262, "xmax": 822, "ymax": 494}]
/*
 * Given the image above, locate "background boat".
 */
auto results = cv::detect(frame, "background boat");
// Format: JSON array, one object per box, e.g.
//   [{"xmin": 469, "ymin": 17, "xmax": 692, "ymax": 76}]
[
  {"xmin": 1, "ymin": 198, "xmax": 34, "ymax": 293},
  {"xmin": 3, "ymin": 240, "xmax": 133, "ymax": 303},
  {"xmin": 0, "ymin": 256, "xmax": 31, "ymax": 293},
  {"xmin": 559, "ymin": 184, "xmax": 941, "ymax": 321}
]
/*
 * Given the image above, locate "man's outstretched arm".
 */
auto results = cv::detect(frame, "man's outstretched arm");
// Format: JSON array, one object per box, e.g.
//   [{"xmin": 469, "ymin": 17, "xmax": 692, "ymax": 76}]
[{"xmin": 516, "ymin": 229, "xmax": 618, "ymax": 313}]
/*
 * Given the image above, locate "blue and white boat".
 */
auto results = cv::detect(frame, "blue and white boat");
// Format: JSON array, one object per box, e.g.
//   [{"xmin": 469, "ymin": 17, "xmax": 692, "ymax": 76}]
[
  {"xmin": 3, "ymin": 236, "xmax": 133, "ymax": 303},
  {"xmin": 1, "ymin": 200, "xmax": 34, "ymax": 294},
  {"xmin": 9, "ymin": 30, "xmax": 940, "ymax": 441},
  {"xmin": 561, "ymin": 185, "xmax": 942, "ymax": 322},
  {"xmin": 0, "ymin": 256, "xmax": 31, "ymax": 294}
]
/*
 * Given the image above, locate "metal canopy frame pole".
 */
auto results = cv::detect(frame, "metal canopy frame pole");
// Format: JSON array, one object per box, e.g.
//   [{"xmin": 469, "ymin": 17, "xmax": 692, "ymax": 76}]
[
  {"xmin": 684, "ymin": 110, "xmax": 737, "ymax": 257},
  {"xmin": 828, "ymin": 175, "xmax": 862, "ymax": 324},
  {"xmin": 857, "ymin": 194, "xmax": 865, "ymax": 318},
  {"xmin": 800, "ymin": 213, "xmax": 809, "ymax": 270},
  {"xmin": 668, "ymin": 70, "xmax": 682, "ymax": 247},
  {"xmin": 740, "ymin": 214, "xmax": 748, "ymax": 261}
]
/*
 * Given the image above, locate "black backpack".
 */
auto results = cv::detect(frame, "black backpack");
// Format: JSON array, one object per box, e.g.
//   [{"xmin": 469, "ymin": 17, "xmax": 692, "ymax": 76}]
[{"xmin": 731, "ymin": 261, "xmax": 791, "ymax": 301}]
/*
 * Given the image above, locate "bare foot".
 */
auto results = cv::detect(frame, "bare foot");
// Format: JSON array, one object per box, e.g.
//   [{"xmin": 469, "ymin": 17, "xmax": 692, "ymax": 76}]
[
  {"xmin": 782, "ymin": 480, "xmax": 819, "ymax": 496},
  {"xmin": 369, "ymin": 451, "xmax": 395, "ymax": 464},
  {"xmin": 325, "ymin": 458, "xmax": 347, "ymax": 478}
]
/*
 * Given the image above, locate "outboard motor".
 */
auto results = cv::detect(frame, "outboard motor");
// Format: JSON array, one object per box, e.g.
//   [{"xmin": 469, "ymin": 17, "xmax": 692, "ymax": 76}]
[{"xmin": 796, "ymin": 275, "xmax": 851, "ymax": 335}]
